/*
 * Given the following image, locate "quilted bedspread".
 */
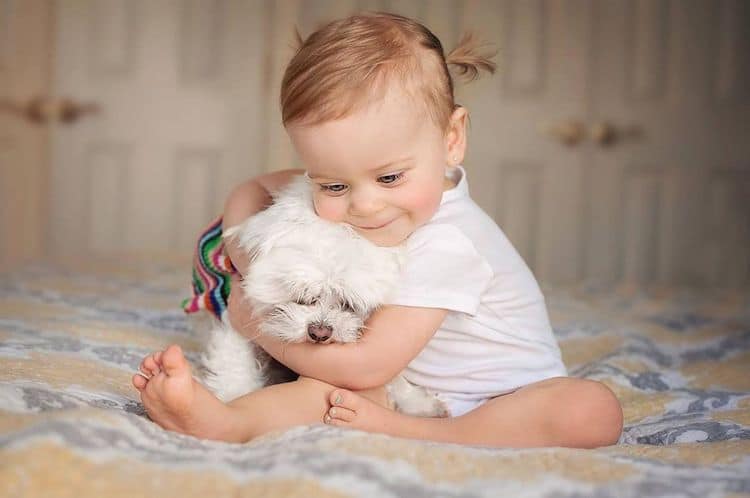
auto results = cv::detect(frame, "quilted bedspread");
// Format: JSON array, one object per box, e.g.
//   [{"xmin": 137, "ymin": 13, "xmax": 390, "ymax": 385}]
[{"xmin": 1, "ymin": 257, "xmax": 749, "ymax": 497}]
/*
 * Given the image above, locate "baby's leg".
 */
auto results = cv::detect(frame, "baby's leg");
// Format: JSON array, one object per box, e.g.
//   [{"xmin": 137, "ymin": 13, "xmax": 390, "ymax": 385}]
[
  {"xmin": 132, "ymin": 344, "xmax": 389, "ymax": 443},
  {"xmin": 326, "ymin": 377, "xmax": 623, "ymax": 448},
  {"xmin": 225, "ymin": 375, "xmax": 389, "ymax": 441}
]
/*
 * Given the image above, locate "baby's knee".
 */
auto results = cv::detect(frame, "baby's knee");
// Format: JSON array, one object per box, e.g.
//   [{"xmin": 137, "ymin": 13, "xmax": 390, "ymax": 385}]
[{"xmin": 563, "ymin": 379, "xmax": 623, "ymax": 447}]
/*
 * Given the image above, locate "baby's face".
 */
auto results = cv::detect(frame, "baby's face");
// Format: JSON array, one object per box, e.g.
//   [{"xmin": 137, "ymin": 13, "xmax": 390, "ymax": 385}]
[{"xmin": 287, "ymin": 88, "xmax": 451, "ymax": 247}]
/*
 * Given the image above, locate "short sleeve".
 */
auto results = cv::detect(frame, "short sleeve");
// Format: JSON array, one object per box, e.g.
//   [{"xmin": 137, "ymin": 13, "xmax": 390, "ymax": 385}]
[{"xmin": 387, "ymin": 224, "xmax": 493, "ymax": 315}]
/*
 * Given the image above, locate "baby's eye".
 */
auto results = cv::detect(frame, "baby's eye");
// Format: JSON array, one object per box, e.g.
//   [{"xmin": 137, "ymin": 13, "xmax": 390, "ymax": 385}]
[
  {"xmin": 320, "ymin": 183, "xmax": 348, "ymax": 193},
  {"xmin": 377, "ymin": 172, "xmax": 403, "ymax": 184}
]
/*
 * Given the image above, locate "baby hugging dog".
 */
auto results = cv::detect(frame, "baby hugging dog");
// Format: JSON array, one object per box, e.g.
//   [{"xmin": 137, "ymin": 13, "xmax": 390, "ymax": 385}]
[{"xmin": 197, "ymin": 175, "xmax": 448, "ymax": 417}]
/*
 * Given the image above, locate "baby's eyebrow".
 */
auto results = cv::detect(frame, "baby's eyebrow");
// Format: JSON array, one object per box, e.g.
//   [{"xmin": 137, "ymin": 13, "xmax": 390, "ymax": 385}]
[
  {"xmin": 369, "ymin": 156, "xmax": 414, "ymax": 172},
  {"xmin": 307, "ymin": 156, "xmax": 414, "ymax": 180}
]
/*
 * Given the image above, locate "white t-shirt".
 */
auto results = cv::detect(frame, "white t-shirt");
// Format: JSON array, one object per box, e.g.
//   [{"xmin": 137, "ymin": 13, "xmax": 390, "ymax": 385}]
[{"xmin": 387, "ymin": 165, "xmax": 567, "ymax": 404}]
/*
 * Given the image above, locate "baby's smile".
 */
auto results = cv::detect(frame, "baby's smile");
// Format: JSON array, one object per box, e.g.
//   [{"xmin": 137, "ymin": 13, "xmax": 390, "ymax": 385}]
[{"xmin": 352, "ymin": 217, "xmax": 396, "ymax": 230}]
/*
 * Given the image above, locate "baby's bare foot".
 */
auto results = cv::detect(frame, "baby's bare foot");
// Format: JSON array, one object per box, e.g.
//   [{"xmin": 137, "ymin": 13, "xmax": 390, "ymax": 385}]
[
  {"xmin": 131, "ymin": 344, "xmax": 234, "ymax": 441},
  {"xmin": 325, "ymin": 389, "xmax": 406, "ymax": 435}
]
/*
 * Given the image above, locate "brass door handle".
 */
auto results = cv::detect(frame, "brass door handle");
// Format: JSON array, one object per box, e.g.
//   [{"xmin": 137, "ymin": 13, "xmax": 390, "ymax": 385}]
[
  {"xmin": 0, "ymin": 96, "xmax": 100, "ymax": 124},
  {"xmin": 539, "ymin": 119, "xmax": 643, "ymax": 147},
  {"xmin": 538, "ymin": 119, "xmax": 586, "ymax": 146},
  {"xmin": 589, "ymin": 122, "xmax": 644, "ymax": 146},
  {"xmin": 590, "ymin": 122, "xmax": 616, "ymax": 145}
]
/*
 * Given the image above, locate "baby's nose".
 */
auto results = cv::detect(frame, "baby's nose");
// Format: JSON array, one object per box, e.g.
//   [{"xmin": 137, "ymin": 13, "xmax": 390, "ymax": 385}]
[
  {"xmin": 348, "ymin": 187, "xmax": 383, "ymax": 217},
  {"xmin": 307, "ymin": 324, "xmax": 333, "ymax": 343}
]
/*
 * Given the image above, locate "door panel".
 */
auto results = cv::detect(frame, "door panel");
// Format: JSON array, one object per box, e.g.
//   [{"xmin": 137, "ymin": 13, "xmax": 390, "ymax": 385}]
[
  {"xmin": 49, "ymin": 0, "xmax": 749, "ymax": 287},
  {"xmin": 51, "ymin": 0, "xmax": 270, "ymax": 256},
  {"xmin": 0, "ymin": 0, "xmax": 53, "ymax": 271},
  {"xmin": 461, "ymin": 0, "xmax": 591, "ymax": 284},
  {"xmin": 589, "ymin": 0, "xmax": 750, "ymax": 286}
]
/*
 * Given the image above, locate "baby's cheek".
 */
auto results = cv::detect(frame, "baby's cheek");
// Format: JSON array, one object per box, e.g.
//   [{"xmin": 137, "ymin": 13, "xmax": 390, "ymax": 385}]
[
  {"xmin": 313, "ymin": 197, "xmax": 344, "ymax": 222},
  {"xmin": 407, "ymin": 189, "xmax": 442, "ymax": 224}
]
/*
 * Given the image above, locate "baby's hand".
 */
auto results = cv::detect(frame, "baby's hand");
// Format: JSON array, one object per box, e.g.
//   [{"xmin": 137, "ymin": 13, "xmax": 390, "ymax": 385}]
[{"xmin": 227, "ymin": 275, "xmax": 259, "ymax": 340}]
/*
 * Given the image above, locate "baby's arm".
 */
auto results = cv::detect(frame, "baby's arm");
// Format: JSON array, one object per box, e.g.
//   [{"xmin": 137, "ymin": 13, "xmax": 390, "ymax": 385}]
[
  {"xmin": 224, "ymin": 170, "xmax": 447, "ymax": 389},
  {"xmin": 227, "ymin": 285, "xmax": 448, "ymax": 390},
  {"xmin": 223, "ymin": 169, "xmax": 305, "ymax": 275}
]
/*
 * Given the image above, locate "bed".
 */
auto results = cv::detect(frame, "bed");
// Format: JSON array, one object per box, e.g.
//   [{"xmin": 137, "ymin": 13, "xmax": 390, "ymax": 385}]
[{"xmin": 1, "ymin": 256, "xmax": 749, "ymax": 497}]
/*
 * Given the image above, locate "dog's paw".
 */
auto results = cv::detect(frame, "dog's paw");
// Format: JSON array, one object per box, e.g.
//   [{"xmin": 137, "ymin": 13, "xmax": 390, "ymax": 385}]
[{"xmin": 387, "ymin": 376, "xmax": 450, "ymax": 418}]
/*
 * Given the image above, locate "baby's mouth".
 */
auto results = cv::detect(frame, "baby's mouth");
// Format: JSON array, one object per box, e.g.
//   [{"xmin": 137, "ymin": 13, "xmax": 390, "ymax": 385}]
[{"xmin": 355, "ymin": 218, "xmax": 394, "ymax": 230}]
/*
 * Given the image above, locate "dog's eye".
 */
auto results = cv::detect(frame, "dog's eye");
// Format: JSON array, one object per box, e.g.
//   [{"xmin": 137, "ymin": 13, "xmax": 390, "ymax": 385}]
[
  {"xmin": 296, "ymin": 297, "xmax": 318, "ymax": 306},
  {"xmin": 341, "ymin": 302, "xmax": 355, "ymax": 312}
]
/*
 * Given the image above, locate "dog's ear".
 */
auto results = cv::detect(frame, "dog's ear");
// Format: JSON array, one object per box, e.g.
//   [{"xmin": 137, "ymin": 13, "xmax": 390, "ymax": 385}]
[
  {"xmin": 222, "ymin": 223, "xmax": 256, "ymax": 262},
  {"xmin": 331, "ymin": 243, "xmax": 404, "ymax": 316},
  {"xmin": 222, "ymin": 176, "xmax": 318, "ymax": 260},
  {"xmin": 223, "ymin": 210, "xmax": 282, "ymax": 262}
]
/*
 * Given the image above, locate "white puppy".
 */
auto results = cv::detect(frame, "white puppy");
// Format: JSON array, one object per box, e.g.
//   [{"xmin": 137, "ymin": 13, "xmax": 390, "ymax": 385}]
[{"xmin": 199, "ymin": 175, "xmax": 447, "ymax": 418}]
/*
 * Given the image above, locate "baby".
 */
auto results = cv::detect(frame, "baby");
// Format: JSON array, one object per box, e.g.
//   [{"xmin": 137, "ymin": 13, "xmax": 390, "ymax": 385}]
[{"xmin": 133, "ymin": 12, "xmax": 623, "ymax": 448}]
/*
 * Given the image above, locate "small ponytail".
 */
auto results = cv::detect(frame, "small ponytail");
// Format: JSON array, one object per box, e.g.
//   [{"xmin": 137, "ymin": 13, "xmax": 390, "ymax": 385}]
[
  {"xmin": 445, "ymin": 32, "xmax": 498, "ymax": 82},
  {"xmin": 293, "ymin": 26, "xmax": 304, "ymax": 50}
]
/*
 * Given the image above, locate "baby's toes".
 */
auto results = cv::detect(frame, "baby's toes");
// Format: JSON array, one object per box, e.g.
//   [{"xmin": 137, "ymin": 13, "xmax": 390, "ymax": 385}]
[
  {"xmin": 138, "ymin": 363, "xmax": 154, "ymax": 379},
  {"xmin": 143, "ymin": 370, "xmax": 165, "ymax": 398},
  {"xmin": 330, "ymin": 389, "xmax": 359, "ymax": 412},
  {"xmin": 140, "ymin": 354, "xmax": 160, "ymax": 377},
  {"xmin": 160, "ymin": 344, "xmax": 190, "ymax": 377},
  {"xmin": 325, "ymin": 405, "xmax": 356, "ymax": 425},
  {"xmin": 132, "ymin": 372, "xmax": 149, "ymax": 391}
]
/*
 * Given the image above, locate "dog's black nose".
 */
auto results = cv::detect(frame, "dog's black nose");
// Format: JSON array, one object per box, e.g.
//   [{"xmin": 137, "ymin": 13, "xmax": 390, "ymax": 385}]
[{"xmin": 307, "ymin": 324, "xmax": 333, "ymax": 342}]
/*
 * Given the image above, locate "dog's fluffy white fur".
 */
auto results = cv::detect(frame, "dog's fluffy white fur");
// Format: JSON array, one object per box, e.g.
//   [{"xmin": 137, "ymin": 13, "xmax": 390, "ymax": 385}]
[{"xmin": 198, "ymin": 175, "xmax": 448, "ymax": 417}]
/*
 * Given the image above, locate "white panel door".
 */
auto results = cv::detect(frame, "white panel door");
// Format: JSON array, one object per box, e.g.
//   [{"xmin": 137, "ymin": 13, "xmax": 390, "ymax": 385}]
[
  {"xmin": 459, "ymin": 0, "xmax": 593, "ymax": 285},
  {"xmin": 461, "ymin": 0, "xmax": 749, "ymax": 287},
  {"xmin": 50, "ymin": 0, "xmax": 270, "ymax": 257},
  {"xmin": 588, "ymin": 0, "xmax": 750, "ymax": 287},
  {"xmin": 0, "ymin": 0, "xmax": 53, "ymax": 271}
]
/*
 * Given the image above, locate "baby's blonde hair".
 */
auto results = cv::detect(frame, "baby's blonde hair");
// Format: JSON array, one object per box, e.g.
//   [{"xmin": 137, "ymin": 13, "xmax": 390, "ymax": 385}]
[{"xmin": 280, "ymin": 12, "xmax": 497, "ymax": 133}]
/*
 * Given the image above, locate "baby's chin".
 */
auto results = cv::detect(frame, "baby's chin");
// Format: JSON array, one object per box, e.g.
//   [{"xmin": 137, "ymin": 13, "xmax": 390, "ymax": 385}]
[
  {"xmin": 354, "ymin": 226, "xmax": 409, "ymax": 247},
  {"xmin": 315, "ymin": 213, "xmax": 412, "ymax": 247},
  {"xmin": 362, "ymin": 236, "xmax": 403, "ymax": 247}
]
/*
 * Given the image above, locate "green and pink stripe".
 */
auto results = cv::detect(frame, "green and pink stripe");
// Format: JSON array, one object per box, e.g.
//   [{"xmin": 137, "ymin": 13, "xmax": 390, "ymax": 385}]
[{"xmin": 181, "ymin": 216, "xmax": 237, "ymax": 320}]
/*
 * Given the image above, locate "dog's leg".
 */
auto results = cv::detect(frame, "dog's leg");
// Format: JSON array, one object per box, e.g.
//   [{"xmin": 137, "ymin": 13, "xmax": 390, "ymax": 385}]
[
  {"xmin": 200, "ymin": 315, "xmax": 267, "ymax": 402},
  {"xmin": 387, "ymin": 375, "xmax": 449, "ymax": 418}
]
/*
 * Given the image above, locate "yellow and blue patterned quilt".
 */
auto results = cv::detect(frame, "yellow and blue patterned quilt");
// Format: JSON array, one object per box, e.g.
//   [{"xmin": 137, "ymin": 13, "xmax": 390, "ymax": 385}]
[{"xmin": 1, "ymin": 257, "xmax": 749, "ymax": 497}]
